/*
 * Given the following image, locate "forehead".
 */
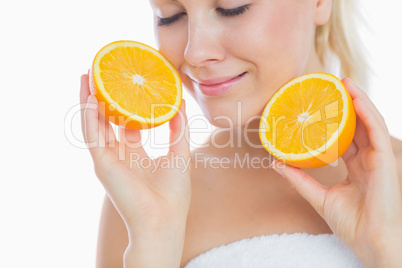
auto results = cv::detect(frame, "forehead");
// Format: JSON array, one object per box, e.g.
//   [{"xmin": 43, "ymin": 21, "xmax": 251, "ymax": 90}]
[
  {"xmin": 149, "ymin": 0, "xmax": 176, "ymax": 8},
  {"xmin": 151, "ymin": 0, "xmax": 178, "ymax": 4}
]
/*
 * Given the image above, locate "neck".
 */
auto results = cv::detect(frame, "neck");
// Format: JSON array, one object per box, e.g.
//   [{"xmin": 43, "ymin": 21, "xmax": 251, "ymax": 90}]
[{"xmin": 210, "ymin": 117, "xmax": 270, "ymax": 158}]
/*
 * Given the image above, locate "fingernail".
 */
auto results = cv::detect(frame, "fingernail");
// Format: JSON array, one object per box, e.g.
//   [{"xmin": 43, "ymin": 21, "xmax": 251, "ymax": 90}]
[
  {"xmin": 87, "ymin": 94, "xmax": 94, "ymax": 103},
  {"xmin": 348, "ymin": 78, "xmax": 360, "ymax": 88},
  {"xmin": 87, "ymin": 95, "xmax": 98, "ymax": 108},
  {"xmin": 271, "ymin": 160, "xmax": 284, "ymax": 177}
]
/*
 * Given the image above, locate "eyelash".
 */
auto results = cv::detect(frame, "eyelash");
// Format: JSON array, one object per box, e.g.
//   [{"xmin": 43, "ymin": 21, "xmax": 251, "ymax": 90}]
[{"xmin": 157, "ymin": 4, "xmax": 250, "ymax": 26}]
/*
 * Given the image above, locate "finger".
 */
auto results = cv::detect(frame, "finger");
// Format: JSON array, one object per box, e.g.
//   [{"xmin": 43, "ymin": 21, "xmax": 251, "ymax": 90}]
[
  {"xmin": 353, "ymin": 112, "xmax": 370, "ymax": 149},
  {"xmin": 353, "ymin": 97, "xmax": 392, "ymax": 153},
  {"xmin": 118, "ymin": 127, "xmax": 148, "ymax": 159},
  {"xmin": 342, "ymin": 78, "xmax": 388, "ymax": 131},
  {"xmin": 84, "ymin": 95, "xmax": 105, "ymax": 157},
  {"xmin": 271, "ymin": 160, "xmax": 329, "ymax": 217},
  {"xmin": 82, "ymin": 72, "xmax": 117, "ymax": 147},
  {"xmin": 341, "ymin": 140, "xmax": 367, "ymax": 183},
  {"xmin": 80, "ymin": 74, "xmax": 90, "ymax": 103},
  {"xmin": 168, "ymin": 99, "xmax": 190, "ymax": 158},
  {"xmin": 342, "ymin": 139, "xmax": 358, "ymax": 163},
  {"xmin": 80, "ymin": 74, "xmax": 90, "ymax": 138},
  {"xmin": 341, "ymin": 78, "xmax": 371, "ymax": 149},
  {"xmin": 343, "ymin": 78, "xmax": 392, "ymax": 152},
  {"xmin": 342, "ymin": 78, "xmax": 371, "ymax": 104}
]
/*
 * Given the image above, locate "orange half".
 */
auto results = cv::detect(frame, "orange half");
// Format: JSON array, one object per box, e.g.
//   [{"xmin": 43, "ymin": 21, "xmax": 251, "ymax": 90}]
[
  {"xmin": 259, "ymin": 73, "xmax": 356, "ymax": 168},
  {"xmin": 89, "ymin": 40, "xmax": 182, "ymax": 129}
]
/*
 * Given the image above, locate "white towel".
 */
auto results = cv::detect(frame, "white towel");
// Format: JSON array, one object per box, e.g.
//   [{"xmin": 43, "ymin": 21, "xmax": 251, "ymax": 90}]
[{"xmin": 184, "ymin": 232, "xmax": 364, "ymax": 268}]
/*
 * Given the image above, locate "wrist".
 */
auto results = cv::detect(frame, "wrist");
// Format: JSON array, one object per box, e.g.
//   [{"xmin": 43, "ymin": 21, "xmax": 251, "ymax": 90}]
[
  {"xmin": 124, "ymin": 224, "xmax": 186, "ymax": 268},
  {"xmin": 369, "ymin": 232, "xmax": 402, "ymax": 268},
  {"xmin": 374, "ymin": 243, "xmax": 402, "ymax": 268}
]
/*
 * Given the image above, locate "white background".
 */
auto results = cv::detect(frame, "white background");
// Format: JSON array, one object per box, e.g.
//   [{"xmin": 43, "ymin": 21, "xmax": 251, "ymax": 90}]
[{"xmin": 1, "ymin": 1, "xmax": 401, "ymax": 267}]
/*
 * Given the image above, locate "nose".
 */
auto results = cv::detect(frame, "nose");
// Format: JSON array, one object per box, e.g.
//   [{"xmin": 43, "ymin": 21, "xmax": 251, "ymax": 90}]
[{"xmin": 184, "ymin": 17, "xmax": 225, "ymax": 67}]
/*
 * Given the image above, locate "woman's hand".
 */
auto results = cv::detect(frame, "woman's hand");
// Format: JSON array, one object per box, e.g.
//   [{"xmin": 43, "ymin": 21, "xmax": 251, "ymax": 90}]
[
  {"xmin": 271, "ymin": 78, "xmax": 402, "ymax": 267},
  {"xmin": 80, "ymin": 73, "xmax": 191, "ymax": 267}
]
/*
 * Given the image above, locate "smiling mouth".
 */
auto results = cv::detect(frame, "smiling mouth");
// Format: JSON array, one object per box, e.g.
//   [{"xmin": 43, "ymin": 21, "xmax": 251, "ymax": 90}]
[
  {"xmin": 195, "ymin": 71, "xmax": 248, "ymax": 97},
  {"xmin": 223, "ymin": 72, "xmax": 247, "ymax": 84},
  {"xmin": 206, "ymin": 72, "xmax": 247, "ymax": 86}
]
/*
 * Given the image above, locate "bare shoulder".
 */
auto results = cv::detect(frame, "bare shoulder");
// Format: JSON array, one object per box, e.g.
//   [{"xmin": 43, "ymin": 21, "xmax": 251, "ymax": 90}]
[{"xmin": 96, "ymin": 194, "xmax": 128, "ymax": 268}]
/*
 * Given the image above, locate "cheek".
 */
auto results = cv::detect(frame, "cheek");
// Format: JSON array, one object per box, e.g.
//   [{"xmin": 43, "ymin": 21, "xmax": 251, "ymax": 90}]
[
  {"xmin": 231, "ymin": 3, "xmax": 314, "ymax": 79},
  {"xmin": 155, "ymin": 28, "xmax": 197, "ymax": 96},
  {"xmin": 155, "ymin": 28, "xmax": 187, "ymax": 73},
  {"xmin": 215, "ymin": 3, "xmax": 316, "ymax": 126}
]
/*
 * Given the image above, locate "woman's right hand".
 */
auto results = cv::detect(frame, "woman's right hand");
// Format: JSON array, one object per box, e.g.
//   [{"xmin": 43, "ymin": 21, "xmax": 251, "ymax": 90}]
[{"xmin": 80, "ymin": 73, "xmax": 191, "ymax": 266}]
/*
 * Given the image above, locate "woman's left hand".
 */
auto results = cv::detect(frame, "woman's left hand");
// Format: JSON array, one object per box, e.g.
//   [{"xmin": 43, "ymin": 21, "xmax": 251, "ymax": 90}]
[{"xmin": 271, "ymin": 78, "xmax": 402, "ymax": 268}]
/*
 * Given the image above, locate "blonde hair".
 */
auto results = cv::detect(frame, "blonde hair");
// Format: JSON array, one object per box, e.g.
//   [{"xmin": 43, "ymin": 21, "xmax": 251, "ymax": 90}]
[{"xmin": 315, "ymin": 0, "xmax": 371, "ymax": 90}]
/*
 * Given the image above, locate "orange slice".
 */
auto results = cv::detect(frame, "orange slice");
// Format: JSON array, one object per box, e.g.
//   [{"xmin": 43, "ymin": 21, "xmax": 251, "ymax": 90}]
[
  {"xmin": 89, "ymin": 40, "xmax": 182, "ymax": 129},
  {"xmin": 259, "ymin": 73, "xmax": 356, "ymax": 168}
]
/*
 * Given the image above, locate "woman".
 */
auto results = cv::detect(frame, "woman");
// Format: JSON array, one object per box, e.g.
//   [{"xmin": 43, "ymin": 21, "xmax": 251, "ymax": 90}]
[{"xmin": 80, "ymin": 0, "xmax": 402, "ymax": 267}]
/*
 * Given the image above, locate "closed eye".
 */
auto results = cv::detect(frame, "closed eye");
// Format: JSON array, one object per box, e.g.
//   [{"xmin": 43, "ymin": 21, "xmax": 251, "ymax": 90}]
[
  {"xmin": 216, "ymin": 4, "xmax": 250, "ymax": 17},
  {"xmin": 156, "ymin": 12, "xmax": 186, "ymax": 27},
  {"xmin": 157, "ymin": 4, "xmax": 251, "ymax": 27}
]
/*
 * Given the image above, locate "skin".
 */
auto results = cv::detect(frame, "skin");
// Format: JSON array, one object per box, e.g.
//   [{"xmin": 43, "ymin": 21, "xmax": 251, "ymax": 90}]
[
  {"xmin": 151, "ymin": 0, "xmax": 328, "ymax": 128},
  {"xmin": 80, "ymin": 0, "xmax": 402, "ymax": 267}
]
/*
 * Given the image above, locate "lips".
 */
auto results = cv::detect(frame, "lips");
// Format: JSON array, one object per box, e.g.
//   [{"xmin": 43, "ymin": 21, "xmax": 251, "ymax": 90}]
[
  {"xmin": 195, "ymin": 72, "xmax": 248, "ymax": 96},
  {"xmin": 195, "ymin": 72, "xmax": 247, "ymax": 86},
  {"xmin": 232, "ymin": 72, "xmax": 247, "ymax": 79}
]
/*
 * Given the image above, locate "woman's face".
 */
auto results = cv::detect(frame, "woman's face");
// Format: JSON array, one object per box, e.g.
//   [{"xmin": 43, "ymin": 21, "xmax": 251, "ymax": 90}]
[{"xmin": 150, "ymin": 0, "xmax": 331, "ymax": 127}]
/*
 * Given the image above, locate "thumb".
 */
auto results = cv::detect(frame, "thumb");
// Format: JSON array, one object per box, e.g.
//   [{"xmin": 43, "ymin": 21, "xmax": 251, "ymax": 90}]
[{"xmin": 271, "ymin": 160, "xmax": 329, "ymax": 216}]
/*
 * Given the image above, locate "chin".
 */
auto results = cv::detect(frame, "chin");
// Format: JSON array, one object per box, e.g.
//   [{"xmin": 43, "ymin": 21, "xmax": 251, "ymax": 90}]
[
  {"xmin": 183, "ymin": 79, "xmax": 269, "ymax": 129},
  {"xmin": 199, "ymin": 100, "xmax": 265, "ymax": 129}
]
